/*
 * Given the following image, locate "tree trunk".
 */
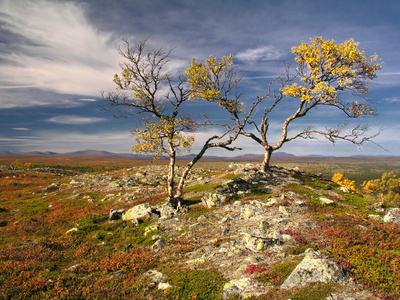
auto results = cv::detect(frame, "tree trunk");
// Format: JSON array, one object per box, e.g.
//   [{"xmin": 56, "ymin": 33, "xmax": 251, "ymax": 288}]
[
  {"xmin": 174, "ymin": 142, "xmax": 210, "ymax": 199},
  {"xmin": 167, "ymin": 144, "xmax": 176, "ymax": 203},
  {"xmin": 261, "ymin": 148, "xmax": 273, "ymax": 172}
]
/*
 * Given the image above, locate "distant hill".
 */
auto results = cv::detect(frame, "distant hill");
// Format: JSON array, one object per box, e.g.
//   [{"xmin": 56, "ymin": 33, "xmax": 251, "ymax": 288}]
[
  {"xmin": 0, "ymin": 150, "xmax": 136, "ymax": 159},
  {"xmin": 0, "ymin": 150, "xmax": 295, "ymax": 160},
  {"xmin": 1, "ymin": 150, "xmax": 396, "ymax": 160}
]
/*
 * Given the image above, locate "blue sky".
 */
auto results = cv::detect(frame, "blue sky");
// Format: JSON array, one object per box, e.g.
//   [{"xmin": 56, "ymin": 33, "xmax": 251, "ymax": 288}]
[{"xmin": 0, "ymin": 0, "xmax": 399, "ymax": 157}]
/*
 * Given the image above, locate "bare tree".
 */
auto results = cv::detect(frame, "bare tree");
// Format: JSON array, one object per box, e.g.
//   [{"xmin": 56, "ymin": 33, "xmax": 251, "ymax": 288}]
[
  {"xmin": 238, "ymin": 37, "xmax": 383, "ymax": 171},
  {"xmin": 102, "ymin": 40, "xmax": 242, "ymax": 205}
]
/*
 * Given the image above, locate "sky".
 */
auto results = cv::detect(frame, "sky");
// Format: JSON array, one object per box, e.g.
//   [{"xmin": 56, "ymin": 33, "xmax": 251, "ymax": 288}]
[{"xmin": 1, "ymin": 0, "xmax": 399, "ymax": 157}]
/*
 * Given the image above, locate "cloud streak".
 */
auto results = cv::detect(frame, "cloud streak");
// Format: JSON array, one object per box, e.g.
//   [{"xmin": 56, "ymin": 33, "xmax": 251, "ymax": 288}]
[
  {"xmin": 0, "ymin": 0, "xmax": 121, "ymax": 106},
  {"xmin": 236, "ymin": 46, "xmax": 283, "ymax": 62},
  {"xmin": 47, "ymin": 115, "xmax": 107, "ymax": 125}
]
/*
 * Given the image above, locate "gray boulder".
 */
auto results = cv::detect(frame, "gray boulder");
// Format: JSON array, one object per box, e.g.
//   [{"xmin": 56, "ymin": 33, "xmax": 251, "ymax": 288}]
[
  {"xmin": 109, "ymin": 209, "xmax": 126, "ymax": 221},
  {"xmin": 152, "ymin": 239, "xmax": 166, "ymax": 252},
  {"xmin": 202, "ymin": 193, "xmax": 227, "ymax": 208},
  {"xmin": 222, "ymin": 278, "xmax": 252, "ymax": 299},
  {"xmin": 281, "ymin": 249, "xmax": 345, "ymax": 289},
  {"xmin": 122, "ymin": 203, "xmax": 152, "ymax": 221},
  {"xmin": 320, "ymin": 197, "xmax": 335, "ymax": 205},
  {"xmin": 159, "ymin": 204, "xmax": 176, "ymax": 219},
  {"xmin": 383, "ymin": 208, "xmax": 400, "ymax": 224}
]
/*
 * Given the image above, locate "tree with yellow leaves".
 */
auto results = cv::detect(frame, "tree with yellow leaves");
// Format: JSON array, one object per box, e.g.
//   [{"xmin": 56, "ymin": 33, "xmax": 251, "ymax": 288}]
[
  {"xmin": 103, "ymin": 40, "xmax": 243, "ymax": 205},
  {"xmin": 188, "ymin": 37, "xmax": 382, "ymax": 171},
  {"xmin": 332, "ymin": 173, "xmax": 356, "ymax": 192},
  {"xmin": 248, "ymin": 37, "xmax": 382, "ymax": 171},
  {"xmin": 362, "ymin": 172, "xmax": 400, "ymax": 205}
]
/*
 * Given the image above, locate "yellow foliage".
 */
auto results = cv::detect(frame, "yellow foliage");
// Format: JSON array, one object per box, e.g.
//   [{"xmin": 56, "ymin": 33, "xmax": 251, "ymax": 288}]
[
  {"xmin": 185, "ymin": 55, "xmax": 244, "ymax": 114},
  {"xmin": 332, "ymin": 173, "xmax": 355, "ymax": 192},
  {"xmin": 283, "ymin": 37, "xmax": 382, "ymax": 116},
  {"xmin": 132, "ymin": 118, "xmax": 194, "ymax": 161},
  {"xmin": 362, "ymin": 172, "xmax": 400, "ymax": 203}
]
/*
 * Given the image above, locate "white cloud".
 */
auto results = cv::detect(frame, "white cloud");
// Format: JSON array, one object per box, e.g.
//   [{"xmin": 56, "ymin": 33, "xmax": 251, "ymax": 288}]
[
  {"xmin": 79, "ymin": 98, "xmax": 98, "ymax": 102},
  {"xmin": 384, "ymin": 96, "xmax": 400, "ymax": 103},
  {"xmin": 236, "ymin": 46, "xmax": 283, "ymax": 62},
  {"xmin": 47, "ymin": 115, "xmax": 107, "ymax": 125},
  {"xmin": 0, "ymin": 130, "xmax": 135, "ymax": 153},
  {"xmin": 0, "ymin": 0, "xmax": 122, "ymax": 104},
  {"xmin": 12, "ymin": 128, "xmax": 30, "ymax": 131}
]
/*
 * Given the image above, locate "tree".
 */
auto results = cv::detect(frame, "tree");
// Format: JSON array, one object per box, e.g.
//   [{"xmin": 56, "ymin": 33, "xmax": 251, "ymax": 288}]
[
  {"xmin": 241, "ymin": 37, "xmax": 383, "ymax": 171},
  {"xmin": 102, "ymin": 40, "xmax": 242, "ymax": 205},
  {"xmin": 187, "ymin": 37, "xmax": 382, "ymax": 171},
  {"xmin": 332, "ymin": 173, "xmax": 355, "ymax": 192},
  {"xmin": 362, "ymin": 172, "xmax": 400, "ymax": 205}
]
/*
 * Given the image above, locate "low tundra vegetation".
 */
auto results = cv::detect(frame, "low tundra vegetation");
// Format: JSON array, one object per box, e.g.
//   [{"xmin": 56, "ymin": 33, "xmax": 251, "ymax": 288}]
[{"xmin": 1, "ymin": 159, "xmax": 400, "ymax": 299}]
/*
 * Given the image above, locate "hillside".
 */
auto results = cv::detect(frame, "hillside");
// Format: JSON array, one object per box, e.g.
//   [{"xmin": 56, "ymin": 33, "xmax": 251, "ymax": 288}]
[{"xmin": 0, "ymin": 161, "xmax": 399, "ymax": 299}]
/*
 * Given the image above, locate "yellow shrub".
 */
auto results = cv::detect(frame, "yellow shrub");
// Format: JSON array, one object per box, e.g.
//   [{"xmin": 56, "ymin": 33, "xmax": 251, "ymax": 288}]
[{"xmin": 332, "ymin": 173, "xmax": 355, "ymax": 192}]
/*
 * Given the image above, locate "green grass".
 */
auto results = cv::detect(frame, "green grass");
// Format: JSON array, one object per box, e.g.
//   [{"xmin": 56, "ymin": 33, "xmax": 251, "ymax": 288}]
[
  {"xmin": 183, "ymin": 182, "xmax": 222, "ymax": 193},
  {"xmin": 162, "ymin": 267, "xmax": 226, "ymax": 299},
  {"xmin": 256, "ymin": 258, "xmax": 302, "ymax": 286}
]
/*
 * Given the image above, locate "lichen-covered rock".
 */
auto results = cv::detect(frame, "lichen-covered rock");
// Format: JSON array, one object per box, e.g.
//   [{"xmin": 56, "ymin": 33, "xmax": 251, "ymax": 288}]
[
  {"xmin": 383, "ymin": 208, "xmax": 400, "ymax": 224},
  {"xmin": 158, "ymin": 204, "xmax": 176, "ymax": 219},
  {"xmin": 152, "ymin": 239, "xmax": 166, "ymax": 252},
  {"xmin": 281, "ymin": 249, "xmax": 345, "ymax": 289},
  {"xmin": 242, "ymin": 233, "xmax": 280, "ymax": 252},
  {"xmin": 222, "ymin": 277, "xmax": 266, "ymax": 299},
  {"xmin": 202, "ymin": 193, "xmax": 227, "ymax": 208},
  {"xmin": 122, "ymin": 203, "xmax": 152, "ymax": 221},
  {"xmin": 109, "ymin": 208, "xmax": 125, "ymax": 221},
  {"xmin": 320, "ymin": 197, "xmax": 335, "ymax": 205},
  {"xmin": 222, "ymin": 278, "xmax": 252, "ymax": 299}
]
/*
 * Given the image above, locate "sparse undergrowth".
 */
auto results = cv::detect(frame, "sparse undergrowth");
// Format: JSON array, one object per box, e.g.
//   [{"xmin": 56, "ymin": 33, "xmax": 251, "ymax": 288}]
[{"xmin": 1, "ymin": 158, "xmax": 400, "ymax": 299}]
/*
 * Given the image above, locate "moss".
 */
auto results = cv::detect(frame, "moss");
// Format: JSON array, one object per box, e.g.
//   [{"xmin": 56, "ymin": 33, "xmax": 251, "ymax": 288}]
[
  {"xmin": 183, "ymin": 182, "xmax": 222, "ymax": 193},
  {"xmin": 253, "ymin": 282, "xmax": 339, "ymax": 300},
  {"xmin": 256, "ymin": 258, "xmax": 302, "ymax": 286},
  {"xmin": 162, "ymin": 267, "xmax": 226, "ymax": 299},
  {"xmin": 342, "ymin": 193, "xmax": 375, "ymax": 208},
  {"xmin": 294, "ymin": 174, "xmax": 335, "ymax": 190},
  {"xmin": 186, "ymin": 205, "xmax": 216, "ymax": 219},
  {"xmin": 222, "ymin": 173, "xmax": 246, "ymax": 180}
]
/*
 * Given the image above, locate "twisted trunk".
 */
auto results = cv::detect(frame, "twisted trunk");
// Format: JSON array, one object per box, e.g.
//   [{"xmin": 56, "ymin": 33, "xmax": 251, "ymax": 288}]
[
  {"xmin": 261, "ymin": 147, "xmax": 273, "ymax": 172},
  {"xmin": 167, "ymin": 143, "xmax": 176, "ymax": 202}
]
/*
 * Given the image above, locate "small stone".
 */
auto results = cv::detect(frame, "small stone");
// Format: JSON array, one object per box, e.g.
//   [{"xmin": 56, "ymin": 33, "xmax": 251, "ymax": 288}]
[
  {"xmin": 223, "ymin": 278, "xmax": 252, "ymax": 299},
  {"xmin": 294, "ymin": 200, "xmax": 306, "ymax": 207},
  {"xmin": 152, "ymin": 239, "xmax": 166, "ymax": 252},
  {"xmin": 244, "ymin": 208, "xmax": 253, "ymax": 219},
  {"xmin": 152, "ymin": 234, "xmax": 163, "ymax": 240},
  {"xmin": 158, "ymin": 282, "xmax": 172, "ymax": 290},
  {"xmin": 122, "ymin": 203, "xmax": 152, "ymax": 221},
  {"xmin": 202, "ymin": 193, "xmax": 227, "ymax": 208},
  {"xmin": 373, "ymin": 202, "xmax": 384, "ymax": 208},
  {"xmin": 66, "ymin": 227, "xmax": 78, "ymax": 234},
  {"xmin": 320, "ymin": 197, "xmax": 335, "ymax": 205},
  {"xmin": 185, "ymin": 258, "xmax": 205, "ymax": 264},
  {"xmin": 109, "ymin": 209, "xmax": 125, "ymax": 221},
  {"xmin": 384, "ymin": 208, "xmax": 400, "ymax": 224},
  {"xmin": 266, "ymin": 198, "xmax": 278, "ymax": 207},
  {"xmin": 197, "ymin": 215, "xmax": 208, "ymax": 222},
  {"xmin": 159, "ymin": 204, "xmax": 176, "ymax": 219},
  {"xmin": 278, "ymin": 206, "xmax": 290, "ymax": 215}
]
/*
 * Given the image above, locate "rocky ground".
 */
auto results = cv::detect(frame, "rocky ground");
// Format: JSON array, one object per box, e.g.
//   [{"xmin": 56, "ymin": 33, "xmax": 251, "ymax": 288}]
[{"xmin": 58, "ymin": 162, "xmax": 399, "ymax": 299}]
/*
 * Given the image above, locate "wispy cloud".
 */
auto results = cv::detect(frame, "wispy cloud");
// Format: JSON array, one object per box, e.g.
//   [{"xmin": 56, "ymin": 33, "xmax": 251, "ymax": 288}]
[
  {"xmin": 0, "ymin": 0, "xmax": 122, "ymax": 105},
  {"xmin": 12, "ymin": 128, "xmax": 30, "ymax": 131},
  {"xmin": 47, "ymin": 115, "xmax": 107, "ymax": 125},
  {"xmin": 236, "ymin": 46, "xmax": 283, "ymax": 62},
  {"xmin": 0, "ymin": 130, "xmax": 134, "ymax": 153}
]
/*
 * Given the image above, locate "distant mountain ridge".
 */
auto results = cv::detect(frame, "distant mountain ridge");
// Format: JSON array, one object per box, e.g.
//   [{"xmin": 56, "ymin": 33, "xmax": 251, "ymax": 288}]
[
  {"xmin": 0, "ymin": 150, "xmax": 395, "ymax": 159},
  {"xmin": 0, "ymin": 149, "xmax": 295, "ymax": 160}
]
